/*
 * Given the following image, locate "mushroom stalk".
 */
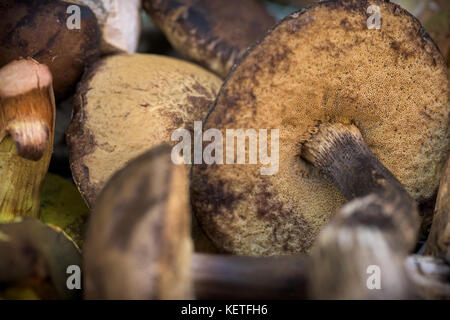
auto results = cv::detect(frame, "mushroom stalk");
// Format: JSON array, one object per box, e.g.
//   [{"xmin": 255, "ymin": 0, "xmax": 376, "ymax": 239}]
[
  {"xmin": 302, "ymin": 122, "xmax": 421, "ymax": 299},
  {"xmin": 192, "ymin": 254, "xmax": 309, "ymax": 300},
  {"xmin": 0, "ymin": 59, "xmax": 55, "ymax": 220},
  {"xmin": 302, "ymin": 122, "xmax": 420, "ymax": 249}
]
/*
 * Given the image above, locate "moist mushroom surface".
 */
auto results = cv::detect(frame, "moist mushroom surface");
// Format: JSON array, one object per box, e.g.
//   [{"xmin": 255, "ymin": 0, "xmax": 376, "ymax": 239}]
[{"xmin": 191, "ymin": 0, "xmax": 450, "ymax": 256}]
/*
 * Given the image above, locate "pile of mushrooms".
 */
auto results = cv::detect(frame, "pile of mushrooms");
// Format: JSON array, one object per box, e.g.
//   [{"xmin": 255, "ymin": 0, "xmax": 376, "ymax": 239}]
[{"xmin": 0, "ymin": 0, "xmax": 449, "ymax": 300}]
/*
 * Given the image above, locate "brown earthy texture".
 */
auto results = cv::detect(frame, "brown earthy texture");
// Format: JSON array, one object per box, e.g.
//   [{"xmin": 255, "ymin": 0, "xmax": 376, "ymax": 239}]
[
  {"xmin": 84, "ymin": 145, "xmax": 193, "ymax": 299},
  {"xmin": 191, "ymin": 0, "xmax": 450, "ymax": 256},
  {"xmin": 0, "ymin": 59, "xmax": 55, "ymax": 220},
  {"xmin": 0, "ymin": 218, "xmax": 81, "ymax": 300},
  {"xmin": 143, "ymin": 0, "xmax": 276, "ymax": 77},
  {"xmin": 426, "ymin": 154, "xmax": 450, "ymax": 260},
  {"xmin": 67, "ymin": 53, "xmax": 222, "ymax": 208},
  {"xmin": 0, "ymin": 0, "xmax": 101, "ymax": 100}
]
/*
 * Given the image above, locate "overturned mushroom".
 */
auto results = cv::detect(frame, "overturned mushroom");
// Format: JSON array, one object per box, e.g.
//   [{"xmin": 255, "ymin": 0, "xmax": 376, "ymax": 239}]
[
  {"xmin": 67, "ymin": 53, "xmax": 222, "ymax": 251},
  {"xmin": 0, "ymin": 59, "xmax": 55, "ymax": 220},
  {"xmin": 143, "ymin": 0, "xmax": 276, "ymax": 77},
  {"xmin": 0, "ymin": 0, "xmax": 101, "ymax": 100},
  {"xmin": 426, "ymin": 154, "xmax": 450, "ymax": 260},
  {"xmin": 191, "ymin": 0, "xmax": 449, "ymax": 256},
  {"xmin": 0, "ymin": 218, "xmax": 81, "ymax": 300}
]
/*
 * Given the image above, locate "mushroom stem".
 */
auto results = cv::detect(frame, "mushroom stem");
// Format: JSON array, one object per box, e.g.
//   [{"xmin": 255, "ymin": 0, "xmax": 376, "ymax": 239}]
[
  {"xmin": 302, "ymin": 122, "xmax": 419, "ymax": 249},
  {"xmin": 302, "ymin": 122, "xmax": 421, "ymax": 299},
  {"xmin": 192, "ymin": 254, "xmax": 309, "ymax": 300},
  {"xmin": 0, "ymin": 59, "xmax": 55, "ymax": 220}
]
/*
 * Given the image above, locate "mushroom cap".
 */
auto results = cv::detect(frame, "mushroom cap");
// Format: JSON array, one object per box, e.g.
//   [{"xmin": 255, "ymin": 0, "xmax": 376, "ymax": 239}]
[
  {"xmin": 0, "ymin": 218, "xmax": 81, "ymax": 299},
  {"xmin": 143, "ymin": 0, "xmax": 276, "ymax": 77},
  {"xmin": 191, "ymin": 0, "xmax": 450, "ymax": 256},
  {"xmin": 0, "ymin": 0, "xmax": 101, "ymax": 100},
  {"xmin": 84, "ymin": 144, "xmax": 193, "ymax": 299},
  {"xmin": 67, "ymin": 53, "xmax": 222, "ymax": 208}
]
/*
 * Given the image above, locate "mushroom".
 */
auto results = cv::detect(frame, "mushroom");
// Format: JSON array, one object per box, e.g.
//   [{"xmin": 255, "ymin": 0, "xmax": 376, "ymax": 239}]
[
  {"xmin": 0, "ymin": 59, "xmax": 55, "ymax": 220},
  {"xmin": 425, "ymin": 154, "xmax": 450, "ymax": 260},
  {"xmin": 143, "ymin": 0, "xmax": 276, "ymax": 77},
  {"xmin": 70, "ymin": 0, "xmax": 142, "ymax": 54},
  {"xmin": 302, "ymin": 122, "xmax": 419, "ymax": 299},
  {"xmin": 83, "ymin": 144, "xmax": 449, "ymax": 299},
  {"xmin": 0, "ymin": 218, "xmax": 81, "ymax": 300},
  {"xmin": 66, "ymin": 53, "xmax": 222, "ymax": 251},
  {"xmin": 190, "ymin": 0, "xmax": 449, "ymax": 256},
  {"xmin": 0, "ymin": 0, "xmax": 101, "ymax": 100},
  {"xmin": 83, "ymin": 144, "xmax": 310, "ymax": 299}
]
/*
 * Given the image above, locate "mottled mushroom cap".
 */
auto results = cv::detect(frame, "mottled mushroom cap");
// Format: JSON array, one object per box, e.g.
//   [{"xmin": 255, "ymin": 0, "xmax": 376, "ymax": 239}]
[
  {"xmin": 67, "ymin": 53, "xmax": 222, "ymax": 207},
  {"xmin": 143, "ymin": 0, "xmax": 276, "ymax": 77},
  {"xmin": 83, "ymin": 144, "xmax": 193, "ymax": 299},
  {"xmin": 191, "ymin": 0, "xmax": 450, "ymax": 256}
]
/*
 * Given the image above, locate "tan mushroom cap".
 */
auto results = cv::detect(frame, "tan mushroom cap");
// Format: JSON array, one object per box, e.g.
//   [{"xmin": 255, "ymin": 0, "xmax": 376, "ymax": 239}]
[
  {"xmin": 143, "ymin": 0, "xmax": 276, "ymax": 77},
  {"xmin": 191, "ymin": 0, "xmax": 450, "ymax": 256},
  {"xmin": 67, "ymin": 54, "xmax": 222, "ymax": 208}
]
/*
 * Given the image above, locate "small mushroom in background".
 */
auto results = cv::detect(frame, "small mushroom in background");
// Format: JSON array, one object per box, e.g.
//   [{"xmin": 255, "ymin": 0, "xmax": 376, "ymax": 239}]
[
  {"xmin": 66, "ymin": 53, "xmax": 222, "ymax": 252},
  {"xmin": 0, "ymin": 0, "xmax": 101, "ymax": 101},
  {"xmin": 425, "ymin": 154, "xmax": 450, "ymax": 260},
  {"xmin": 0, "ymin": 59, "xmax": 55, "ymax": 220},
  {"xmin": 143, "ymin": 0, "xmax": 276, "ymax": 78},
  {"xmin": 191, "ymin": 0, "xmax": 449, "ymax": 256},
  {"xmin": 0, "ymin": 218, "xmax": 81, "ymax": 300},
  {"xmin": 69, "ymin": 0, "xmax": 142, "ymax": 54}
]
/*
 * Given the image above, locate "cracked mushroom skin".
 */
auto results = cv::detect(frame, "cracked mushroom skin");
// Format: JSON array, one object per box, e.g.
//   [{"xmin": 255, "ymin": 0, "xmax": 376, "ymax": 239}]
[
  {"xmin": 143, "ymin": 0, "xmax": 276, "ymax": 77},
  {"xmin": 66, "ymin": 54, "xmax": 222, "ymax": 209},
  {"xmin": 0, "ymin": 0, "xmax": 101, "ymax": 100},
  {"xmin": 191, "ymin": 0, "xmax": 450, "ymax": 256}
]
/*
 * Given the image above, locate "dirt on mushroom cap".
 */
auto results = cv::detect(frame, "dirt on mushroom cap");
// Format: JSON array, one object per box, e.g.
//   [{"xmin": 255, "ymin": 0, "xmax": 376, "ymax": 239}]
[
  {"xmin": 67, "ymin": 53, "xmax": 222, "ymax": 208},
  {"xmin": 191, "ymin": 0, "xmax": 450, "ymax": 256}
]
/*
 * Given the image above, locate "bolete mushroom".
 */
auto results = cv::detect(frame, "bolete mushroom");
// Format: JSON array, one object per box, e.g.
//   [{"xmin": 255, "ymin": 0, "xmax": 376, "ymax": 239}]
[
  {"xmin": 83, "ymin": 144, "xmax": 310, "ymax": 299},
  {"xmin": 83, "ymin": 144, "xmax": 449, "ymax": 299},
  {"xmin": 0, "ymin": 0, "xmax": 101, "ymax": 100},
  {"xmin": 426, "ymin": 154, "xmax": 450, "ymax": 260},
  {"xmin": 191, "ymin": 0, "xmax": 449, "ymax": 256},
  {"xmin": 0, "ymin": 58, "xmax": 55, "ymax": 220},
  {"xmin": 0, "ymin": 218, "xmax": 81, "ymax": 300},
  {"xmin": 66, "ymin": 53, "xmax": 222, "ymax": 251},
  {"xmin": 143, "ymin": 0, "xmax": 276, "ymax": 77}
]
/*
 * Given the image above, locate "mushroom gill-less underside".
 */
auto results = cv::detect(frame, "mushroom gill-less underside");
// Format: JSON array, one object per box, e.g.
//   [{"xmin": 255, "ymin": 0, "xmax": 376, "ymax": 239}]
[{"xmin": 191, "ymin": 0, "xmax": 450, "ymax": 256}]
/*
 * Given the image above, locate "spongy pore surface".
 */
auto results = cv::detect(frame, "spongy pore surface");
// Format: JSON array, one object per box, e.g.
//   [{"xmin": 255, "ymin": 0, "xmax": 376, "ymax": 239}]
[
  {"xmin": 191, "ymin": 0, "xmax": 450, "ymax": 256},
  {"xmin": 67, "ymin": 54, "xmax": 222, "ymax": 207}
]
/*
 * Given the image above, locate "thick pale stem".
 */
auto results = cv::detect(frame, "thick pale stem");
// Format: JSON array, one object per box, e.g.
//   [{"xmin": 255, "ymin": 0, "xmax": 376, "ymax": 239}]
[{"xmin": 0, "ymin": 59, "xmax": 55, "ymax": 220}]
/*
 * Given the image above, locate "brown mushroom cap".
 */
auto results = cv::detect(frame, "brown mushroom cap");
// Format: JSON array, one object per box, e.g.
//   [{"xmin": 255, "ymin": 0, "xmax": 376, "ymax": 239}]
[
  {"xmin": 0, "ymin": 0, "xmax": 101, "ymax": 100},
  {"xmin": 67, "ymin": 53, "xmax": 222, "ymax": 208},
  {"xmin": 191, "ymin": 0, "xmax": 449, "ymax": 256},
  {"xmin": 84, "ymin": 144, "xmax": 193, "ymax": 299},
  {"xmin": 143, "ymin": 0, "xmax": 276, "ymax": 77},
  {"xmin": 0, "ymin": 218, "xmax": 81, "ymax": 300}
]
